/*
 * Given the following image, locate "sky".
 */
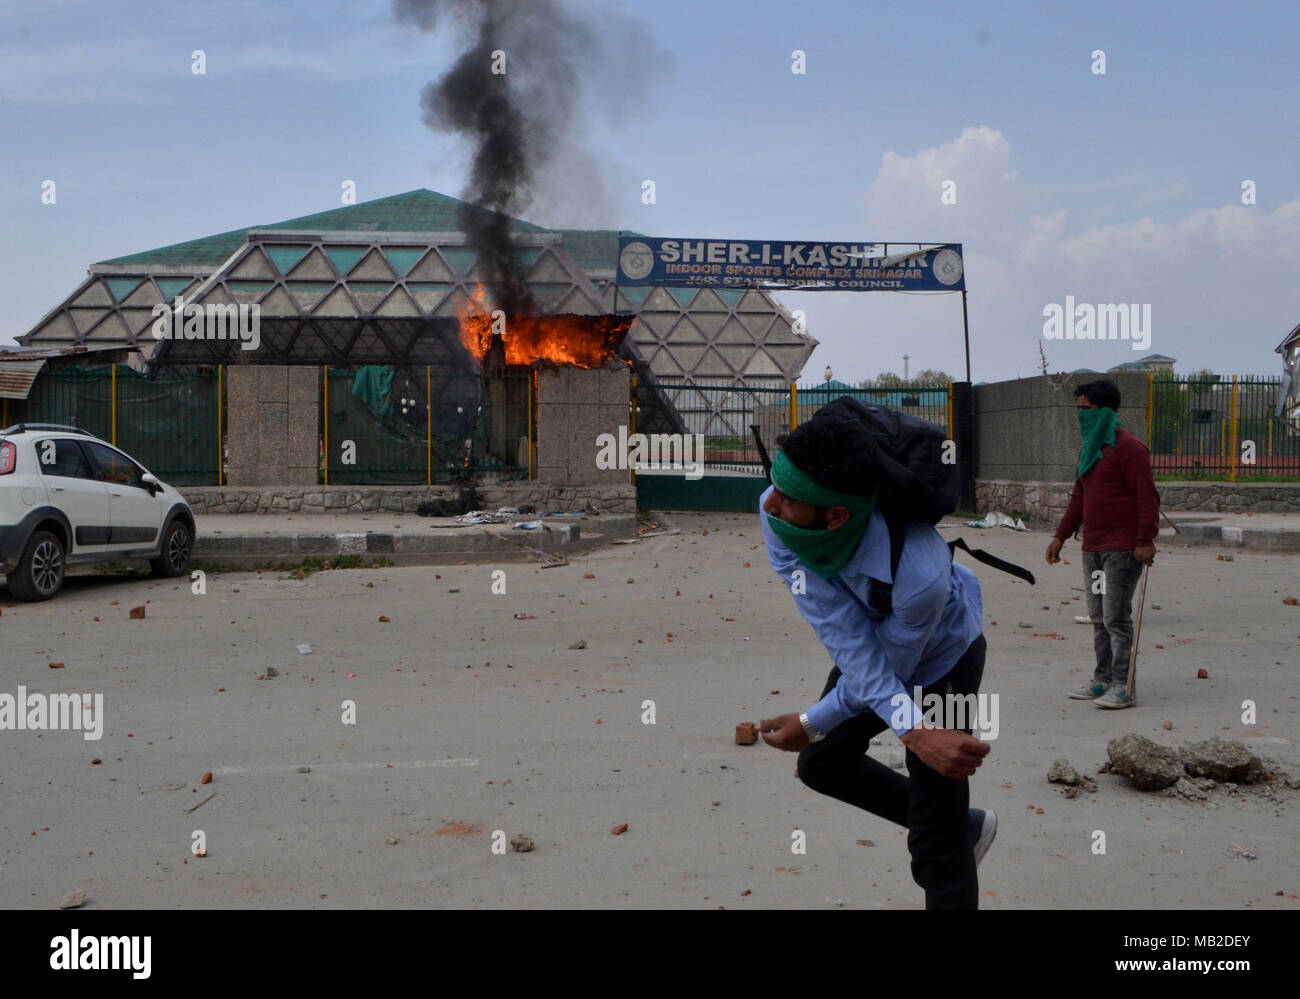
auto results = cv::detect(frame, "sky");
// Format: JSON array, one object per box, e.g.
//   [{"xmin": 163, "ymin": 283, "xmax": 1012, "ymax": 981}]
[{"xmin": 2, "ymin": 0, "xmax": 1297, "ymax": 384}]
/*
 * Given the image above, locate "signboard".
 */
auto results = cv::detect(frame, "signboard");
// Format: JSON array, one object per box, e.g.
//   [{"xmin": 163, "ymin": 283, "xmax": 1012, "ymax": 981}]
[{"xmin": 616, "ymin": 237, "xmax": 964, "ymax": 292}]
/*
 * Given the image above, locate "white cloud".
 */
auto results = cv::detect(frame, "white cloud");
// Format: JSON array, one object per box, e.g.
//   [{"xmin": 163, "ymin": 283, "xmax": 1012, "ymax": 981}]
[{"xmin": 803, "ymin": 128, "xmax": 1300, "ymax": 381}]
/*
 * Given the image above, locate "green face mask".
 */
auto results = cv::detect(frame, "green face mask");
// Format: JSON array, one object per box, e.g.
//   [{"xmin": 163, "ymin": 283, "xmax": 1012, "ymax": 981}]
[
  {"xmin": 1076, "ymin": 406, "xmax": 1120, "ymax": 478},
  {"xmin": 766, "ymin": 450, "xmax": 879, "ymax": 579}
]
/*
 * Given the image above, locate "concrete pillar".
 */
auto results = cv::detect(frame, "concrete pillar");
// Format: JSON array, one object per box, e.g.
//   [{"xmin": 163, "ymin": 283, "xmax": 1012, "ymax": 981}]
[
  {"xmin": 536, "ymin": 362, "xmax": 630, "ymax": 485},
  {"xmin": 225, "ymin": 365, "xmax": 320, "ymax": 485}
]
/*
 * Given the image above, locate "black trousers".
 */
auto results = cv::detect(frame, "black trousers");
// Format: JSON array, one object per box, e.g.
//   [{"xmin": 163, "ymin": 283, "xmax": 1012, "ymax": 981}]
[{"xmin": 796, "ymin": 634, "xmax": 987, "ymax": 910}]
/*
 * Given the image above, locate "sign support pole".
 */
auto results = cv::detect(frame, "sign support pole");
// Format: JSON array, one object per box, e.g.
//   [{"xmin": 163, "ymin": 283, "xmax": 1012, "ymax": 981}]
[{"xmin": 961, "ymin": 289, "xmax": 972, "ymax": 385}]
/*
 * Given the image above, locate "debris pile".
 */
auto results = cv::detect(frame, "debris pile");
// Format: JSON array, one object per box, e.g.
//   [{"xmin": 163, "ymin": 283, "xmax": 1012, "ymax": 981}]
[{"xmin": 1048, "ymin": 736, "xmax": 1293, "ymax": 801}]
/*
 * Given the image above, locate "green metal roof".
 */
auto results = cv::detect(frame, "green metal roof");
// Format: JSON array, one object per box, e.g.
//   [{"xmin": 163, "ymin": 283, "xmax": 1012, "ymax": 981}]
[
  {"xmin": 98, "ymin": 189, "xmax": 551, "ymax": 268},
  {"xmin": 550, "ymin": 229, "xmax": 647, "ymax": 271}
]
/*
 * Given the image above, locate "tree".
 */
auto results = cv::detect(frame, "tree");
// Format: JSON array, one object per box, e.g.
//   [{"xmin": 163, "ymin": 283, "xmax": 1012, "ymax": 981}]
[
  {"xmin": 860, "ymin": 369, "xmax": 953, "ymax": 389},
  {"xmin": 912, "ymin": 368, "xmax": 956, "ymax": 388},
  {"xmin": 860, "ymin": 372, "xmax": 905, "ymax": 389}
]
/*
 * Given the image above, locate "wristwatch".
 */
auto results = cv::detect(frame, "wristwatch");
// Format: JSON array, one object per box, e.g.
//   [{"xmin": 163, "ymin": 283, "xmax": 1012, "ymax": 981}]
[{"xmin": 799, "ymin": 712, "xmax": 826, "ymax": 743}]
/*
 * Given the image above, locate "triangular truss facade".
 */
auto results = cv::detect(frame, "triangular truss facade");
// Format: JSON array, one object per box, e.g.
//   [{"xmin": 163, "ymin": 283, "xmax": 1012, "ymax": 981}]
[{"xmin": 18, "ymin": 190, "xmax": 818, "ymax": 435}]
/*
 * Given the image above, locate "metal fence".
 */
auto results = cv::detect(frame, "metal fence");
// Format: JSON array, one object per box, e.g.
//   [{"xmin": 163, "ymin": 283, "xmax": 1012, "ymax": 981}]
[
  {"xmin": 1147, "ymin": 374, "xmax": 1299, "ymax": 480},
  {"xmin": 12, "ymin": 363, "xmax": 534, "ymax": 487},
  {"xmin": 17, "ymin": 364, "xmax": 221, "ymax": 486},
  {"xmin": 682, "ymin": 381, "xmax": 953, "ymax": 474}
]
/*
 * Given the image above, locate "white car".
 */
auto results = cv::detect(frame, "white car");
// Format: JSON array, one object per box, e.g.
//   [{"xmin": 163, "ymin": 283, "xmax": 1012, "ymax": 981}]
[{"xmin": 0, "ymin": 424, "xmax": 196, "ymax": 600}]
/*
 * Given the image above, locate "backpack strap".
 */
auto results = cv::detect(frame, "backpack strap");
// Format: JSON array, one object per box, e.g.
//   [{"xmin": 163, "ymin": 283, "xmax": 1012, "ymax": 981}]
[
  {"xmin": 867, "ymin": 513, "xmax": 910, "ymax": 615},
  {"xmin": 749, "ymin": 424, "xmax": 773, "ymax": 484},
  {"xmin": 947, "ymin": 537, "xmax": 1037, "ymax": 586},
  {"xmin": 867, "ymin": 518, "xmax": 1036, "ymax": 616}
]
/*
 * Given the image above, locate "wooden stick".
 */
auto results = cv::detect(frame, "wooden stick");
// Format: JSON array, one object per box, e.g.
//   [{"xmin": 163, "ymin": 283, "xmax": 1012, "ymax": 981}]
[
  {"xmin": 183, "ymin": 792, "xmax": 216, "ymax": 814},
  {"xmin": 1126, "ymin": 565, "xmax": 1150, "ymax": 699}
]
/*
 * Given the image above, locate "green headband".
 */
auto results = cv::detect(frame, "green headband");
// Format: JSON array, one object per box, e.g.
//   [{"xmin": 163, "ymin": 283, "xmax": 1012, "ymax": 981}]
[{"xmin": 771, "ymin": 450, "xmax": 875, "ymax": 511}]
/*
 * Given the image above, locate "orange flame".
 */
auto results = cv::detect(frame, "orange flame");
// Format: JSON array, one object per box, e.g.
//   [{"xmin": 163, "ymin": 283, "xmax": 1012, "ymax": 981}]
[{"xmin": 458, "ymin": 284, "xmax": 631, "ymax": 368}]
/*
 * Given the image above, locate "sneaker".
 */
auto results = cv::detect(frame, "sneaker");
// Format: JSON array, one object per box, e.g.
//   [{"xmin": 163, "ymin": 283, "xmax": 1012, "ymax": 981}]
[
  {"xmin": 1095, "ymin": 685, "xmax": 1137, "ymax": 709},
  {"xmin": 1068, "ymin": 682, "xmax": 1107, "ymax": 700},
  {"xmin": 968, "ymin": 808, "xmax": 997, "ymax": 866}
]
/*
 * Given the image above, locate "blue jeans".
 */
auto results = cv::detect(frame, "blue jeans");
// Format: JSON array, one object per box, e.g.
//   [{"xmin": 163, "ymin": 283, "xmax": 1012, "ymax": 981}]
[{"xmin": 1083, "ymin": 548, "xmax": 1145, "ymax": 688}]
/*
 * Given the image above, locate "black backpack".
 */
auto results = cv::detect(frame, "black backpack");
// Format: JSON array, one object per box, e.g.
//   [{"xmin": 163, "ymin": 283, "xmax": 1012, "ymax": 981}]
[{"xmin": 752, "ymin": 396, "xmax": 1034, "ymax": 613}]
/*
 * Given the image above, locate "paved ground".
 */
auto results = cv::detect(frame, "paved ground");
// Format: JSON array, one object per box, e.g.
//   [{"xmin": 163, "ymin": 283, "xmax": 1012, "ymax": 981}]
[{"xmin": 1, "ymin": 512, "xmax": 1297, "ymax": 909}]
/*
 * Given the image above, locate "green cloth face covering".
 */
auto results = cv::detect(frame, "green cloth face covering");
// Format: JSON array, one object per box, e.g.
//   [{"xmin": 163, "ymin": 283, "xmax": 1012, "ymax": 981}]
[
  {"xmin": 766, "ymin": 450, "xmax": 879, "ymax": 579},
  {"xmin": 1076, "ymin": 407, "xmax": 1120, "ymax": 478}
]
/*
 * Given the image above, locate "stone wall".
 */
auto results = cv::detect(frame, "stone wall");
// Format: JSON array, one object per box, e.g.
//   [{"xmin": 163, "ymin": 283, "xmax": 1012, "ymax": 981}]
[
  {"xmin": 1151, "ymin": 482, "xmax": 1300, "ymax": 513},
  {"xmin": 181, "ymin": 482, "xmax": 638, "ymax": 515},
  {"xmin": 977, "ymin": 478, "xmax": 1300, "ymax": 523},
  {"xmin": 975, "ymin": 480, "xmax": 1074, "ymax": 525},
  {"xmin": 225, "ymin": 365, "xmax": 319, "ymax": 485}
]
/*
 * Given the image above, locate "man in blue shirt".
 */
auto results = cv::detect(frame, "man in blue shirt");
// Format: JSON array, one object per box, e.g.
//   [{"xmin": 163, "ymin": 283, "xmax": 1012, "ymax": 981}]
[{"xmin": 756, "ymin": 412, "xmax": 996, "ymax": 909}]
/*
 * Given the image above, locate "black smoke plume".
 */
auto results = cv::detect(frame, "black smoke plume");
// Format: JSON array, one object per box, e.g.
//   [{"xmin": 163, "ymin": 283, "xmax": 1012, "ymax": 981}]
[{"xmin": 394, "ymin": 0, "xmax": 599, "ymax": 316}]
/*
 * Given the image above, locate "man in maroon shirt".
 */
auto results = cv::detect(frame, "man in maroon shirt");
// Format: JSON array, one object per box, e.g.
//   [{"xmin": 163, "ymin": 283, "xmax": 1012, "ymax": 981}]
[{"xmin": 1045, "ymin": 380, "xmax": 1159, "ymax": 708}]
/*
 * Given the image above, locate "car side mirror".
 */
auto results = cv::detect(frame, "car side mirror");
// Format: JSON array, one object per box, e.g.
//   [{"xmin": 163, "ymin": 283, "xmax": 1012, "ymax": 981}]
[{"xmin": 141, "ymin": 472, "xmax": 160, "ymax": 495}]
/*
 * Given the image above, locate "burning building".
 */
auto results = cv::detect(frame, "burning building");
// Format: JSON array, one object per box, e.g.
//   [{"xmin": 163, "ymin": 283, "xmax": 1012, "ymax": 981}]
[
  {"xmin": 11, "ymin": 2, "xmax": 816, "ymax": 492},
  {"xmin": 16, "ymin": 190, "xmax": 816, "ymax": 458}
]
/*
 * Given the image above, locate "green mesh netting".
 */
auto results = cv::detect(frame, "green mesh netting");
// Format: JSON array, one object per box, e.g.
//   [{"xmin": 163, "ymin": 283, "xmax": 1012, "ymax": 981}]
[
  {"xmin": 326, "ymin": 365, "xmax": 526, "ymax": 485},
  {"xmin": 20, "ymin": 365, "xmax": 219, "ymax": 486}
]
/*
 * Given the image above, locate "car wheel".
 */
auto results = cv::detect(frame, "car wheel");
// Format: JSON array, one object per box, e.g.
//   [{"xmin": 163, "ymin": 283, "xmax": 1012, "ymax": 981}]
[
  {"xmin": 150, "ymin": 519, "xmax": 192, "ymax": 578},
  {"xmin": 7, "ymin": 530, "xmax": 65, "ymax": 601}
]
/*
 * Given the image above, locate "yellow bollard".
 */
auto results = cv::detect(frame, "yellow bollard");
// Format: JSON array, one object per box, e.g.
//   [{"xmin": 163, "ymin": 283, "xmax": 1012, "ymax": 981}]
[
  {"xmin": 1229, "ymin": 376, "xmax": 1238, "ymax": 482},
  {"xmin": 322, "ymin": 366, "xmax": 329, "ymax": 485},
  {"xmin": 628, "ymin": 375, "xmax": 636, "ymax": 486}
]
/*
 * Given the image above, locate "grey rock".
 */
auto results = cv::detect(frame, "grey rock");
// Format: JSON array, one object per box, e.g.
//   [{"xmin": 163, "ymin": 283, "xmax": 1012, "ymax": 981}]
[
  {"xmin": 265, "ymin": 666, "xmax": 279, "ymax": 678},
  {"xmin": 568, "ymin": 639, "xmax": 587, "ymax": 650},
  {"xmin": 59, "ymin": 891, "xmax": 86, "ymax": 909},
  {"xmin": 509, "ymin": 833, "xmax": 534, "ymax": 853},
  {"xmin": 1179, "ymin": 739, "xmax": 1264, "ymax": 784},
  {"xmin": 1047, "ymin": 758, "xmax": 1083, "ymax": 785},
  {"xmin": 297, "ymin": 766, "xmax": 311, "ymax": 773},
  {"xmin": 1107, "ymin": 733, "xmax": 1184, "ymax": 791},
  {"xmin": 1174, "ymin": 777, "xmax": 1209, "ymax": 801}
]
